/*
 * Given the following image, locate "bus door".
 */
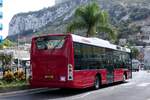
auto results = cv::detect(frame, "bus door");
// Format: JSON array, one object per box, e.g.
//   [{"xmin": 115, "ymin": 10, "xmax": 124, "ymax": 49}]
[
  {"xmin": 105, "ymin": 64, "xmax": 114, "ymax": 83},
  {"xmin": 104, "ymin": 50, "xmax": 114, "ymax": 84}
]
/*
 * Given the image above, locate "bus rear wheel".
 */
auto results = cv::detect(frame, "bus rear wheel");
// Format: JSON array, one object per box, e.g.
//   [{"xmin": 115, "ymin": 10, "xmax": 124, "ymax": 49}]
[{"xmin": 94, "ymin": 76, "xmax": 100, "ymax": 89}]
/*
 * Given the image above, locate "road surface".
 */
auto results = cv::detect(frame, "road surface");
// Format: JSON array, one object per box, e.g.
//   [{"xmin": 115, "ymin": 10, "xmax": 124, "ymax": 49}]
[{"xmin": 0, "ymin": 71, "xmax": 150, "ymax": 100}]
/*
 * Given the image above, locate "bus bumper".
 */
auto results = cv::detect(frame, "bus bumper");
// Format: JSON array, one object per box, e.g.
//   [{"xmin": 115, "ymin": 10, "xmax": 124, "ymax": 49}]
[{"xmin": 29, "ymin": 80, "xmax": 87, "ymax": 89}]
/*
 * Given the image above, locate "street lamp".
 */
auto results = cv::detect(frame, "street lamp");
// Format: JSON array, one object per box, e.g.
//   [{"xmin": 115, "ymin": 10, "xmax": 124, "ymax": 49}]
[{"xmin": 17, "ymin": 33, "xmax": 19, "ymax": 70}]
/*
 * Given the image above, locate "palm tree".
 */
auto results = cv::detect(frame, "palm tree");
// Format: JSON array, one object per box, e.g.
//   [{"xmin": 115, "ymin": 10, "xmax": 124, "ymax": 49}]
[
  {"xmin": 67, "ymin": 2, "xmax": 117, "ymax": 41},
  {"xmin": 0, "ymin": 39, "xmax": 14, "ymax": 49}
]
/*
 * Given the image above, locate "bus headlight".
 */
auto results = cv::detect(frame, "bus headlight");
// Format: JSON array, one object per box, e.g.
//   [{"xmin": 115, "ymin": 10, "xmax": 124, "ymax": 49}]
[{"xmin": 68, "ymin": 64, "xmax": 73, "ymax": 80}]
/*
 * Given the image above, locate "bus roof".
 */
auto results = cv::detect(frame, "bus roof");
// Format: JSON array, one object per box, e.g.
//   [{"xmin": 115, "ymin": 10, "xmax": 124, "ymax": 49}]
[{"xmin": 71, "ymin": 34, "xmax": 131, "ymax": 53}]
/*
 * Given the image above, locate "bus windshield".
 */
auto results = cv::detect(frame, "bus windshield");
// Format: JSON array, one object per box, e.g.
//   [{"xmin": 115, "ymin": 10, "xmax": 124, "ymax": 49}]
[{"xmin": 35, "ymin": 36, "xmax": 65, "ymax": 50}]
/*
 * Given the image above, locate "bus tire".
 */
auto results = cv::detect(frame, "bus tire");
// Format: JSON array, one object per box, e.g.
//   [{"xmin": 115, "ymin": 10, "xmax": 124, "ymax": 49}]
[{"xmin": 94, "ymin": 76, "xmax": 100, "ymax": 89}]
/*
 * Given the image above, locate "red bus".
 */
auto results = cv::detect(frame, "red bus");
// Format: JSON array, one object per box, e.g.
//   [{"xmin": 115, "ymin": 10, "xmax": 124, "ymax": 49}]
[{"xmin": 30, "ymin": 34, "xmax": 132, "ymax": 89}]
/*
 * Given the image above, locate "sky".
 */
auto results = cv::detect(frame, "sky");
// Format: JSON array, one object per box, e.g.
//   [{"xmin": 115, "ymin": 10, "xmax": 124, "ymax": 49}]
[{"xmin": 0, "ymin": 0, "xmax": 55, "ymax": 39}]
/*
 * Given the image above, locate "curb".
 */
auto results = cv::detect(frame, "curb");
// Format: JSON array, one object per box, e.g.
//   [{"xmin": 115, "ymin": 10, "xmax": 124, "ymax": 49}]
[{"xmin": 0, "ymin": 88, "xmax": 54, "ymax": 97}]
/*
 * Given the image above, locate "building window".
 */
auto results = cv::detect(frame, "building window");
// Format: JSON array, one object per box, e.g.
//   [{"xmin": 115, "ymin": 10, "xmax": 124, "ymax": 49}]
[
  {"xmin": 0, "ymin": 12, "xmax": 2, "ymax": 18},
  {"xmin": 0, "ymin": 0, "xmax": 2, "ymax": 7},
  {"xmin": 0, "ymin": 24, "xmax": 2, "ymax": 30},
  {"xmin": 74, "ymin": 42, "xmax": 105, "ymax": 70}
]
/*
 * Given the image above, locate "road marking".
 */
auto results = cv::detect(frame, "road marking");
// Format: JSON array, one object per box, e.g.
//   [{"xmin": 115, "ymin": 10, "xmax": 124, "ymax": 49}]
[
  {"xmin": 71, "ymin": 82, "xmax": 146, "ymax": 100},
  {"xmin": 121, "ymin": 82, "xmax": 135, "ymax": 86},
  {"xmin": 72, "ymin": 86, "xmax": 116, "ymax": 100},
  {"xmin": 71, "ymin": 92, "xmax": 91, "ymax": 100},
  {"xmin": 71, "ymin": 85, "xmax": 118, "ymax": 100},
  {"xmin": 137, "ymin": 83, "xmax": 150, "ymax": 87},
  {"xmin": 80, "ymin": 92, "xmax": 91, "ymax": 98}
]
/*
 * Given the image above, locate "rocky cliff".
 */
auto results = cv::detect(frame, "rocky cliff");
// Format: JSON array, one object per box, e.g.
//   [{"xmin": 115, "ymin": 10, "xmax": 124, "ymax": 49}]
[
  {"xmin": 9, "ymin": 0, "xmax": 89, "ymax": 36},
  {"xmin": 8, "ymin": 0, "xmax": 150, "ymax": 44}
]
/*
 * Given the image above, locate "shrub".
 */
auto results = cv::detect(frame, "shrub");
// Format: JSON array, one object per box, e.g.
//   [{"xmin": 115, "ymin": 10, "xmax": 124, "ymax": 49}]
[
  {"xmin": 14, "ymin": 68, "xmax": 25, "ymax": 81},
  {"xmin": 3, "ymin": 70, "xmax": 14, "ymax": 82}
]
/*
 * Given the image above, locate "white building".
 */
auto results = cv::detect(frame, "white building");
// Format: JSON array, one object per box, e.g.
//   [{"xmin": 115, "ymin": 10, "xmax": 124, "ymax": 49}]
[
  {"xmin": 143, "ymin": 46, "xmax": 150, "ymax": 69},
  {"xmin": 0, "ymin": 49, "xmax": 30, "ymax": 61},
  {"xmin": 133, "ymin": 46, "xmax": 150, "ymax": 70}
]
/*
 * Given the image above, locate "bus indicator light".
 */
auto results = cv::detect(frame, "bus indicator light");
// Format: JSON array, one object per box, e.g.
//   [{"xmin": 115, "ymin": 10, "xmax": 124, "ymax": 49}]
[{"xmin": 68, "ymin": 64, "xmax": 73, "ymax": 80}]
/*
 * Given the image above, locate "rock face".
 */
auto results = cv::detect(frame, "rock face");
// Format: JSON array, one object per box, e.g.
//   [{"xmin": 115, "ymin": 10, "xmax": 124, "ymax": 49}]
[
  {"xmin": 8, "ymin": 0, "xmax": 150, "ymax": 44},
  {"xmin": 55, "ymin": 0, "xmax": 70, "ymax": 5},
  {"xmin": 9, "ymin": 0, "xmax": 89, "ymax": 35}
]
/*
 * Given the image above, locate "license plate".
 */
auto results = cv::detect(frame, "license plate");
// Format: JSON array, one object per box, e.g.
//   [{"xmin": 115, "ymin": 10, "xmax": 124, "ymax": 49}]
[{"xmin": 44, "ymin": 75, "xmax": 54, "ymax": 79}]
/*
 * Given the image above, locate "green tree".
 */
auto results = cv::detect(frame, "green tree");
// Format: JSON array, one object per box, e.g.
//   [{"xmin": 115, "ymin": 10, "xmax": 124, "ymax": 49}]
[
  {"xmin": 67, "ymin": 2, "xmax": 117, "ymax": 41},
  {"xmin": 3, "ymin": 39, "xmax": 14, "ymax": 47},
  {"xmin": 0, "ymin": 39, "xmax": 14, "ymax": 49},
  {"xmin": 131, "ymin": 47, "xmax": 139, "ymax": 59},
  {"xmin": 0, "ymin": 53, "xmax": 13, "ymax": 76}
]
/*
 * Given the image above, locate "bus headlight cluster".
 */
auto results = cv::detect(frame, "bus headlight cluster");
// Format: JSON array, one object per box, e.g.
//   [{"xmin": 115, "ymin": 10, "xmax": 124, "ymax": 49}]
[{"xmin": 68, "ymin": 64, "xmax": 73, "ymax": 80}]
